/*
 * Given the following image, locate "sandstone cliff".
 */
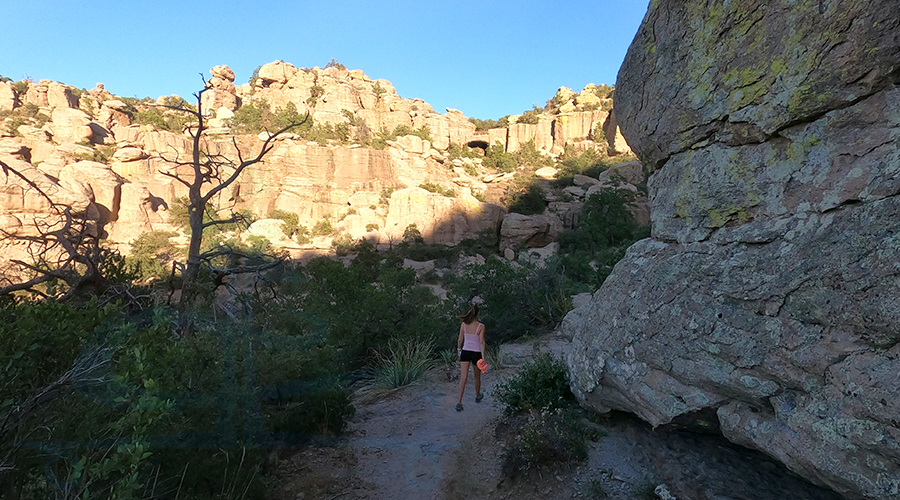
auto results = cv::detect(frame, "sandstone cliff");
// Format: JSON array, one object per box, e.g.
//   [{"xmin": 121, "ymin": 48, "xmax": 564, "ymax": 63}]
[
  {"xmin": 1, "ymin": 62, "xmax": 629, "ymax": 267},
  {"xmin": 565, "ymin": 2, "xmax": 900, "ymax": 499}
]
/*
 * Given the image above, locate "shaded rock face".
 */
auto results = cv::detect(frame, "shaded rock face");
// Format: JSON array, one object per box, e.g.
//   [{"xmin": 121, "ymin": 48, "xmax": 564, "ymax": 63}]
[{"xmin": 567, "ymin": 1, "xmax": 900, "ymax": 499}]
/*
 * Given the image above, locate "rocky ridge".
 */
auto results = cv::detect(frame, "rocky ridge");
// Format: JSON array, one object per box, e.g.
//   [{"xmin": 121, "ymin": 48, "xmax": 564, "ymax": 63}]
[
  {"xmin": 1, "ymin": 62, "xmax": 632, "ymax": 271},
  {"xmin": 565, "ymin": 2, "xmax": 900, "ymax": 499}
]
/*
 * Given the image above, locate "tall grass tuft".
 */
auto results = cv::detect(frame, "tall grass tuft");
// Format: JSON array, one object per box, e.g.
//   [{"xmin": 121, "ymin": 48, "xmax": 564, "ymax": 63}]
[{"xmin": 364, "ymin": 339, "xmax": 436, "ymax": 391}]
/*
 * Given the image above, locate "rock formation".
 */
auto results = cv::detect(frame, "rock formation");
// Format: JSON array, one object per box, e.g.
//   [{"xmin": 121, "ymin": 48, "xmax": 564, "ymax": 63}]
[
  {"xmin": 1, "ymin": 61, "xmax": 639, "ymax": 276},
  {"xmin": 566, "ymin": 2, "xmax": 900, "ymax": 499}
]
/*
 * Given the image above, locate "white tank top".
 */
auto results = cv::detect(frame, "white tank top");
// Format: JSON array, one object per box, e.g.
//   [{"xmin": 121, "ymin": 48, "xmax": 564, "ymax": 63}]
[{"xmin": 462, "ymin": 322, "xmax": 482, "ymax": 352}]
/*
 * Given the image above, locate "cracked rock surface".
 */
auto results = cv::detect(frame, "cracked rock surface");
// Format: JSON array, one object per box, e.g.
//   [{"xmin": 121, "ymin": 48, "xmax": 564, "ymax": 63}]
[{"xmin": 566, "ymin": 1, "xmax": 900, "ymax": 499}]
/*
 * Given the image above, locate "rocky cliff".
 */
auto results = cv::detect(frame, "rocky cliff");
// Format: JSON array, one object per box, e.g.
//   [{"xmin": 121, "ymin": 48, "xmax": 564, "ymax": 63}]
[
  {"xmin": 1, "ymin": 61, "xmax": 630, "ymax": 266},
  {"xmin": 565, "ymin": 1, "xmax": 900, "ymax": 499}
]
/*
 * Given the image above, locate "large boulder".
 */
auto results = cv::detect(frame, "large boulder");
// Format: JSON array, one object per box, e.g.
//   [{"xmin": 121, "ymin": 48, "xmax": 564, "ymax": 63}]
[
  {"xmin": 0, "ymin": 82, "xmax": 15, "ymax": 111},
  {"xmin": 567, "ymin": 2, "xmax": 900, "ymax": 500},
  {"xmin": 499, "ymin": 213, "xmax": 563, "ymax": 252},
  {"xmin": 49, "ymin": 107, "xmax": 93, "ymax": 143},
  {"xmin": 384, "ymin": 187, "xmax": 505, "ymax": 246}
]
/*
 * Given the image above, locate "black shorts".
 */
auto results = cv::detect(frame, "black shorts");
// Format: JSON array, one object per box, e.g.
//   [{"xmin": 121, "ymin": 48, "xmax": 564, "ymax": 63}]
[{"xmin": 460, "ymin": 350, "xmax": 482, "ymax": 363}]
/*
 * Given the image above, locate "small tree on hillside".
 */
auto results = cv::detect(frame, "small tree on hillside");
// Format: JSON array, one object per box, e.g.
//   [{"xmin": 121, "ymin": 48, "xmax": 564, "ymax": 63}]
[{"xmin": 155, "ymin": 79, "xmax": 309, "ymax": 308}]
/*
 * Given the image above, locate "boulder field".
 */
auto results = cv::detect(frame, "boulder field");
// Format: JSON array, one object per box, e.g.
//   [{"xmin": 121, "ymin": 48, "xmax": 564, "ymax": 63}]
[{"xmin": 565, "ymin": 1, "xmax": 900, "ymax": 499}]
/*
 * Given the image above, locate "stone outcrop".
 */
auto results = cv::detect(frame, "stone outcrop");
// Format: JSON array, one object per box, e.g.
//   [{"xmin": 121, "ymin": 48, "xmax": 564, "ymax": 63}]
[
  {"xmin": 0, "ymin": 82, "xmax": 15, "ymax": 111},
  {"xmin": 49, "ymin": 107, "xmax": 93, "ymax": 144},
  {"xmin": 383, "ymin": 187, "xmax": 505, "ymax": 246},
  {"xmin": 566, "ymin": 2, "xmax": 900, "ymax": 500},
  {"xmin": 202, "ymin": 64, "xmax": 239, "ymax": 112},
  {"xmin": 499, "ymin": 213, "xmax": 563, "ymax": 252},
  {"xmin": 239, "ymin": 61, "xmax": 476, "ymax": 151}
]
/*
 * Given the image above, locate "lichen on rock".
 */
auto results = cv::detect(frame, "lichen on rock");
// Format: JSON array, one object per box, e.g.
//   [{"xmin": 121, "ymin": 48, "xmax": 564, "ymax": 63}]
[{"xmin": 566, "ymin": 1, "xmax": 900, "ymax": 499}]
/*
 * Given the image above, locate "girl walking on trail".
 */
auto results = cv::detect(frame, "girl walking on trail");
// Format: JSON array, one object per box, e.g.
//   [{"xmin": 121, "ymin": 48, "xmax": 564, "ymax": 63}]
[{"xmin": 456, "ymin": 304, "xmax": 486, "ymax": 411}]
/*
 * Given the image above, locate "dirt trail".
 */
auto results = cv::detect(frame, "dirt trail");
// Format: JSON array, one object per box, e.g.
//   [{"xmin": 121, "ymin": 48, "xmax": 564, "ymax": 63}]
[
  {"xmin": 272, "ymin": 365, "xmax": 509, "ymax": 500},
  {"xmin": 271, "ymin": 335, "xmax": 844, "ymax": 500}
]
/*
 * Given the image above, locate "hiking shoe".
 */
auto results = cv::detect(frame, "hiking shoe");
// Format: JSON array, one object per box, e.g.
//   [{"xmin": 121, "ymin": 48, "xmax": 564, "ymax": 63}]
[
  {"xmin": 456, "ymin": 403, "xmax": 464, "ymax": 411},
  {"xmin": 475, "ymin": 392, "xmax": 484, "ymax": 403}
]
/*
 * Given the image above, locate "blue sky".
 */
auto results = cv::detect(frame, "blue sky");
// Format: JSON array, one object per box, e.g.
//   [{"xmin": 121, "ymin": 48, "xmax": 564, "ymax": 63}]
[{"xmin": 1, "ymin": 1, "xmax": 649, "ymax": 120}]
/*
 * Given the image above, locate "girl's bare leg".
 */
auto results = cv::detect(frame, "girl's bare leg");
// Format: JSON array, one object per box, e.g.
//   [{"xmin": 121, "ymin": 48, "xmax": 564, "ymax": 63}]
[
  {"xmin": 458, "ymin": 361, "xmax": 470, "ymax": 403},
  {"xmin": 473, "ymin": 366, "xmax": 482, "ymax": 399}
]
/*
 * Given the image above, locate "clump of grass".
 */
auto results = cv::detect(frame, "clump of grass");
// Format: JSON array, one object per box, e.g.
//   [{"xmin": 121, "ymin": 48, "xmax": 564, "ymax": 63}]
[
  {"xmin": 484, "ymin": 343, "xmax": 502, "ymax": 370},
  {"xmin": 363, "ymin": 339, "xmax": 435, "ymax": 391},
  {"xmin": 499, "ymin": 408, "xmax": 591, "ymax": 478},
  {"xmin": 440, "ymin": 347, "xmax": 458, "ymax": 366},
  {"xmin": 582, "ymin": 477, "xmax": 608, "ymax": 499}
]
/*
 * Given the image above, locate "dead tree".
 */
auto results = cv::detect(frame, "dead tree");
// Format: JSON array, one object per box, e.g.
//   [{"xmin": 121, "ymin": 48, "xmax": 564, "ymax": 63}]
[
  {"xmin": 0, "ymin": 159, "xmax": 120, "ymax": 301},
  {"xmin": 156, "ymin": 80, "xmax": 308, "ymax": 308}
]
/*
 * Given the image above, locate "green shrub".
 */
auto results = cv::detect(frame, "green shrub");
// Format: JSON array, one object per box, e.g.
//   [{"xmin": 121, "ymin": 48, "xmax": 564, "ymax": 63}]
[
  {"xmin": 268, "ymin": 209, "xmax": 300, "ymax": 237},
  {"xmin": 482, "ymin": 142, "xmax": 517, "ymax": 172},
  {"xmin": 557, "ymin": 188, "xmax": 649, "ymax": 287},
  {"xmin": 365, "ymin": 223, "xmax": 379, "ymax": 232},
  {"xmin": 494, "ymin": 352, "xmax": 574, "ymax": 414},
  {"xmin": 12, "ymin": 81, "xmax": 28, "ymax": 94},
  {"xmin": 516, "ymin": 139, "xmax": 552, "ymax": 169},
  {"xmin": 594, "ymin": 84, "xmax": 614, "ymax": 99},
  {"xmin": 507, "ymin": 183, "xmax": 546, "ymax": 215},
  {"xmin": 325, "ymin": 58, "xmax": 347, "ymax": 71},
  {"xmin": 447, "ymin": 142, "xmax": 481, "ymax": 160},
  {"xmin": 556, "ymin": 146, "xmax": 607, "ymax": 180},
  {"xmin": 132, "ymin": 107, "xmax": 192, "ymax": 132},
  {"xmin": 232, "ymin": 99, "xmax": 310, "ymax": 135},
  {"xmin": 379, "ymin": 187, "xmax": 394, "ymax": 205},
  {"xmin": 592, "ymin": 122, "xmax": 607, "ymax": 144},
  {"xmin": 468, "ymin": 117, "xmax": 506, "ymax": 131},
  {"xmin": 127, "ymin": 230, "xmax": 181, "ymax": 280},
  {"xmin": 332, "ymin": 233, "xmax": 356, "ymax": 255},
  {"xmin": 448, "ymin": 257, "xmax": 568, "ymax": 342},
  {"xmin": 500, "ymin": 408, "xmax": 590, "ymax": 478},
  {"xmin": 307, "ymin": 85, "xmax": 325, "ymax": 106},
  {"xmin": 373, "ymin": 82, "xmax": 386, "ymax": 99},
  {"xmin": 516, "ymin": 107, "xmax": 541, "ymax": 125},
  {"xmin": 311, "ymin": 218, "xmax": 333, "ymax": 236},
  {"xmin": 419, "ymin": 182, "xmax": 455, "ymax": 197}
]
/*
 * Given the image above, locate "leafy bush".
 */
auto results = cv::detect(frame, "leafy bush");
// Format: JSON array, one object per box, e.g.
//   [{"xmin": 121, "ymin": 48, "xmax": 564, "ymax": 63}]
[
  {"xmin": 127, "ymin": 230, "xmax": 181, "ymax": 280},
  {"xmin": 556, "ymin": 146, "xmax": 607, "ymax": 181},
  {"xmin": 232, "ymin": 100, "xmax": 310, "ymax": 135},
  {"xmin": 482, "ymin": 142, "xmax": 517, "ymax": 172},
  {"xmin": 516, "ymin": 140, "xmax": 553, "ymax": 169},
  {"xmin": 307, "ymin": 85, "xmax": 325, "ymax": 106},
  {"xmin": 594, "ymin": 84, "xmax": 615, "ymax": 99},
  {"xmin": 516, "ymin": 107, "xmax": 542, "ymax": 125},
  {"xmin": 492, "ymin": 353, "xmax": 592, "ymax": 478},
  {"xmin": 448, "ymin": 257, "xmax": 569, "ymax": 342},
  {"xmin": 507, "ymin": 183, "xmax": 546, "ymax": 215},
  {"xmin": 419, "ymin": 182, "xmax": 456, "ymax": 197},
  {"xmin": 493, "ymin": 352, "xmax": 574, "ymax": 414},
  {"xmin": 311, "ymin": 218, "xmax": 333, "ymax": 236},
  {"xmin": 469, "ymin": 117, "xmax": 508, "ymax": 131},
  {"xmin": 372, "ymin": 82, "xmax": 386, "ymax": 99},
  {"xmin": 499, "ymin": 408, "xmax": 591, "ymax": 479},
  {"xmin": 325, "ymin": 58, "xmax": 347, "ymax": 71},
  {"xmin": 132, "ymin": 107, "xmax": 193, "ymax": 132},
  {"xmin": 447, "ymin": 142, "xmax": 481, "ymax": 160},
  {"xmin": 268, "ymin": 209, "xmax": 300, "ymax": 237},
  {"xmin": 592, "ymin": 122, "xmax": 607, "ymax": 144},
  {"xmin": 557, "ymin": 188, "xmax": 650, "ymax": 287},
  {"xmin": 262, "ymin": 248, "xmax": 447, "ymax": 363}
]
